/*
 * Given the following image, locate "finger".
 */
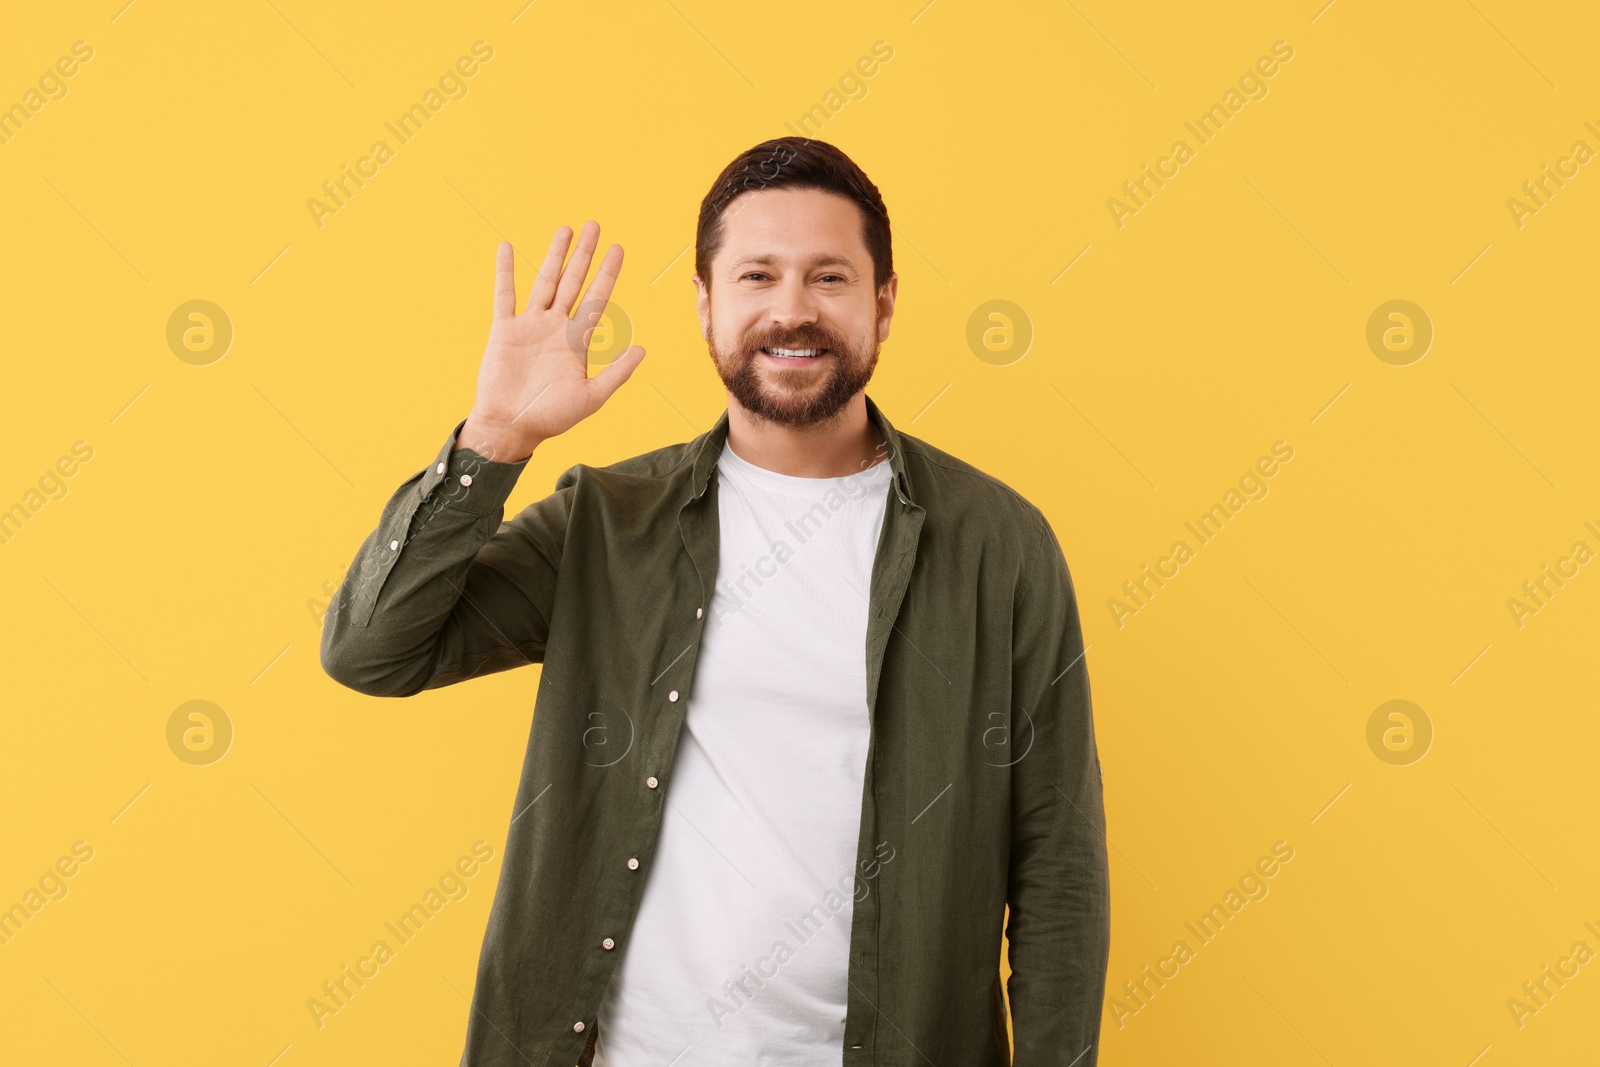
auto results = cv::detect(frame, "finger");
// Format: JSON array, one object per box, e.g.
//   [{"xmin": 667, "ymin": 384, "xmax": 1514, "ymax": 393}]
[
  {"xmin": 586, "ymin": 344, "xmax": 646, "ymax": 408},
  {"xmin": 576, "ymin": 244, "xmax": 624, "ymax": 319},
  {"xmin": 493, "ymin": 242, "xmax": 515, "ymax": 320},
  {"xmin": 526, "ymin": 225, "xmax": 574, "ymax": 314},
  {"xmin": 551, "ymin": 220, "xmax": 601, "ymax": 314}
]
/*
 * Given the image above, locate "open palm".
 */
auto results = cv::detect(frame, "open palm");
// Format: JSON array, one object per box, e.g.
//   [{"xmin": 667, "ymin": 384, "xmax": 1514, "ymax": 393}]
[{"xmin": 466, "ymin": 221, "xmax": 646, "ymax": 459}]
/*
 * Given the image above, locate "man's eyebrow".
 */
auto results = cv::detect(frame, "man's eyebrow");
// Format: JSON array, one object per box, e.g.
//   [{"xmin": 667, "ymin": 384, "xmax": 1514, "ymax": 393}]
[{"xmin": 730, "ymin": 254, "xmax": 859, "ymax": 272}]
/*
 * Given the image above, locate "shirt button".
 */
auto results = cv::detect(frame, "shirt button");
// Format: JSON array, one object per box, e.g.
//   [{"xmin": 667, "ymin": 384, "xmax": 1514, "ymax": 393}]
[
  {"xmin": 668, "ymin": 690, "xmax": 679, "ymax": 702},
  {"xmin": 459, "ymin": 474, "xmax": 473, "ymax": 487},
  {"xmin": 602, "ymin": 937, "xmax": 615, "ymax": 950},
  {"xmin": 573, "ymin": 1021, "xmax": 585, "ymax": 1033},
  {"xmin": 436, "ymin": 462, "xmax": 445, "ymax": 475},
  {"xmin": 389, "ymin": 539, "xmax": 399, "ymax": 551},
  {"xmin": 696, "ymin": 607, "xmax": 703, "ymax": 619},
  {"xmin": 646, "ymin": 776, "xmax": 658, "ymax": 789},
  {"xmin": 627, "ymin": 857, "xmax": 639, "ymax": 870}
]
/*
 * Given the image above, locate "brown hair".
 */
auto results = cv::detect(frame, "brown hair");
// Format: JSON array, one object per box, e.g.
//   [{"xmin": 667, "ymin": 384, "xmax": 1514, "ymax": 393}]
[{"xmin": 695, "ymin": 137, "xmax": 893, "ymax": 294}]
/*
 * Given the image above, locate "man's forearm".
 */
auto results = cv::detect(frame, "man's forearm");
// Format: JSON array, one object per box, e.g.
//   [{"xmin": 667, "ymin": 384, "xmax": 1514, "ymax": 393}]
[
  {"xmin": 320, "ymin": 418, "xmax": 539, "ymax": 697},
  {"xmin": 1007, "ymin": 787, "xmax": 1111, "ymax": 1065}
]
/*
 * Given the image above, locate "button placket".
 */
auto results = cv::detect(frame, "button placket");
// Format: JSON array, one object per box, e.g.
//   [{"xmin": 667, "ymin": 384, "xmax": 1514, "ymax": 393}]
[{"xmin": 592, "ymin": 590, "xmax": 696, "ymax": 1031}]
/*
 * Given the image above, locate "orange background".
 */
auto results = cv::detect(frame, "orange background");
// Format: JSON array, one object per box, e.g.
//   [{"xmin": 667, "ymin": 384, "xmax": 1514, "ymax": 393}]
[{"xmin": 2, "ymin": 2, "xmax": 1598, "ymax": 1064}]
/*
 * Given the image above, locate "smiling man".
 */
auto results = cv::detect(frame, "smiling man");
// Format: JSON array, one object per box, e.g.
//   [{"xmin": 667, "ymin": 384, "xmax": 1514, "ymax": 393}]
[{"xmin": 321, "ymin": 137, "xmax": 1109, "ymax": 1067}]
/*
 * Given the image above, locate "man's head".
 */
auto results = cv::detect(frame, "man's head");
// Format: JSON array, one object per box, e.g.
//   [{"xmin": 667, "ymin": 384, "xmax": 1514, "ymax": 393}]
[{"xmin": 693, "ymin": 138, "xmax": 896, "ymax": 430}]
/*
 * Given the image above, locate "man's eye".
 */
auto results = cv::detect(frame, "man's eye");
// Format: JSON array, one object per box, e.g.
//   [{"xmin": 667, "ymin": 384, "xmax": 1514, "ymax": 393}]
[
  {"xmin": 742, "ymin": 272, "xmax": 769, "ymax": 281},
  {"xmin": 820, "ymin": 275, "xmax": 846, "ymax": 283}
]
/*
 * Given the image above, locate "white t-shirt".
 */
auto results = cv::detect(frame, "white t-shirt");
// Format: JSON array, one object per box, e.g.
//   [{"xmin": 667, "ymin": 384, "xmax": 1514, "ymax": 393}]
[{"xmin": 593, "ymin": 439, "xmax": 895, "ymax": 1066}]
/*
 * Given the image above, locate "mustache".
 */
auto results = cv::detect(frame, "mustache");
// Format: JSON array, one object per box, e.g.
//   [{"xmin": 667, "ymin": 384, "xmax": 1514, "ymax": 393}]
[{"xmin": 745, "ymin": 330, "xmax": 839, "ymax": 350}]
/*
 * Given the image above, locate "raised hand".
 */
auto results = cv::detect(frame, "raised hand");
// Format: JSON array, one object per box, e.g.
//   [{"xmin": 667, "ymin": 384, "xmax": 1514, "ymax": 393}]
[{"xmin": 458, "ymin": 221, "xmax": 646, "ymax": 462}]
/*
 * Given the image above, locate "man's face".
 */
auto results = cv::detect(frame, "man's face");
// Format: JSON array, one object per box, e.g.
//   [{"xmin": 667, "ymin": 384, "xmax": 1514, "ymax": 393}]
[{"xmin": 695, "ymin": 186, "xmax": 897, "ymax": 429}]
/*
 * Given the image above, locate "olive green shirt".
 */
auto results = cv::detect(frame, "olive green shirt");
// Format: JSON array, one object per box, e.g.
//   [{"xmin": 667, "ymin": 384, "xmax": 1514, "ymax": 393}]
[{"xmin": 320, "ymin": 393, "xmax": 1110, "ymax": 1066}]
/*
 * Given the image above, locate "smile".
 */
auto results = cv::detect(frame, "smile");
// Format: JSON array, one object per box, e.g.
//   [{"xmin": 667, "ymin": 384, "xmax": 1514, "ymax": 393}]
[{"xmin": 762, "ymin": 347, "xmax": 829, "ymax": 361}]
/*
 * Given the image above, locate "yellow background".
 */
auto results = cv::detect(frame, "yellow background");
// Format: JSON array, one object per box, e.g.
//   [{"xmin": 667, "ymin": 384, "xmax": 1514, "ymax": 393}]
[{"xmin": 3, "ymin": 1, "xmax": 1598, "ymax": 1064}]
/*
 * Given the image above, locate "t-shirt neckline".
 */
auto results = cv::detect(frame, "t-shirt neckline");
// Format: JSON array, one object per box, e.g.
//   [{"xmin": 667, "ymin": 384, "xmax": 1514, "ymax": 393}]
[{"xmin": 717, "ymin": 440, "xmax": 893, "ymax": 498}]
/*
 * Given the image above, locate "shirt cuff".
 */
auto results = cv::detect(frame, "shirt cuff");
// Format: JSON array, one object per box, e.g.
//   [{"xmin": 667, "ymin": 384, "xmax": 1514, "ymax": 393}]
[{"xmin": 421, "ymin": 417, "xmax": 531, "ymax": 516}]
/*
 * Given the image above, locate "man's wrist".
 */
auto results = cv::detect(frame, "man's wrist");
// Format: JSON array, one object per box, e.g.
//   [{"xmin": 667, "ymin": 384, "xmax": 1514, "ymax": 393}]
[{"xmin": 455, "ymin": 414, "xmax": 539, "ymax": 464}]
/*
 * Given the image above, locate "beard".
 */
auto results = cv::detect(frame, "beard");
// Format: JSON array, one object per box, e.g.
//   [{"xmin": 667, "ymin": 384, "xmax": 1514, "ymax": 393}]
[{"xmin": 706, "ymin": 317, "xmax": 880, "ymax": 430}]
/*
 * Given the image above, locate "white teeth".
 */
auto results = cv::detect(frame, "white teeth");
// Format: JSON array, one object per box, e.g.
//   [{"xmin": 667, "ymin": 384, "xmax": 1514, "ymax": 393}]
[{"xmin": 766, "ymin": 347, "xmax": 823, "ymax": 358}]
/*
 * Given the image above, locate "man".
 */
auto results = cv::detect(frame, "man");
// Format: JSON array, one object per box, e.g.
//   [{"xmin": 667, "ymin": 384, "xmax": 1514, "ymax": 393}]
[{"xmin": 321, "ymin": 137, "xmax": 1109, "ymax": 1066}]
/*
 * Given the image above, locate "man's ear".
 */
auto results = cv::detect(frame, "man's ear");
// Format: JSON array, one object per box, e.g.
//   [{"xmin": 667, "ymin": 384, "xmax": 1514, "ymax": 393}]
[
  {"xmin": 693, "ymin": 274, "xmax": 711, "ymax": 340},
  {"xmin": 876, "ymin": 272, "xmax": 898, "ymax": 343}
]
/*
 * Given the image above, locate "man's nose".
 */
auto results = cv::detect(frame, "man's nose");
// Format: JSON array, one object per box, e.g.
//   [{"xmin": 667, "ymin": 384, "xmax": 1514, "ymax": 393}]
[{"xmin": 769, "ymin": 279, "xmax": 819, "ymax": 331}]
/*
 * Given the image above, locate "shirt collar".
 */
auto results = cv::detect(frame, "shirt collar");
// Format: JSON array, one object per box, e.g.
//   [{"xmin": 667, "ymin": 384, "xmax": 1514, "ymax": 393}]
[{"xmin": 688, "ymin": 392, "xmax": 915, "ymax": 507}]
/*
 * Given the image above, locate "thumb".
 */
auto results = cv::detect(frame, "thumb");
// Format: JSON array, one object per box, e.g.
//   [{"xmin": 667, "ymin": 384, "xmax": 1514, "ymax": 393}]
[{"xmin": 588, "ymin": 345, "xmax": 647, "ymax": 407}]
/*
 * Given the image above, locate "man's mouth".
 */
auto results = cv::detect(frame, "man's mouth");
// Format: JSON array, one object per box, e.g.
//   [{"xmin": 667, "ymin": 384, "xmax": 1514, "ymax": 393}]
[{"xmin": 761, "ymin": 346, "xmax": 829, "ymax": 362}]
